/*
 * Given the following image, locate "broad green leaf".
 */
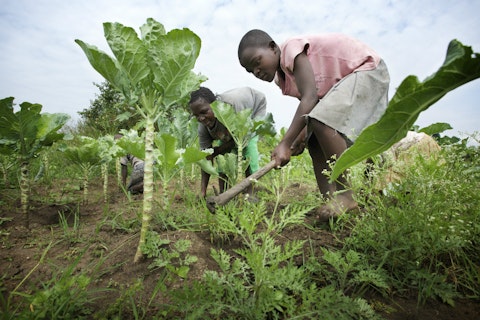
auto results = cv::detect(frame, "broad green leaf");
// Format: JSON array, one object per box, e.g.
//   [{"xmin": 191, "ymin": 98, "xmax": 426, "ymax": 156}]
[
  {"xmin": 253, "ymin": 112, "xmax": 276, "ymax": 137},
  {"xmin": 140, "ymin": 18, "xmax": 166, "ymax": 44},
  {"xmin": 63, "ymin": 144, "xmax": 94, "ymax": 167},
  {"xmin": 18, "ymin": 102, "xmax": 42, "ymax": 143},
  {"xmin": 75, "ymin": 40, "xmax": 132, "ymax": 99},
  {"xmin": 216, "ymin": 153, "xmax": 238, "ymax": 183},
  {"xmin": 97, "ymin": 135, "xmax": 119, "ymax": 163},
  {"xmin": 331, "ymin": 39, "xmax": 480, "ymax": 181},
  {"xmin": 418, "ymin": 122, "xmax": 452, "ymax": 135},
  {"xmin": 158, "ymin": 108, "xmax": 197, "ymax": 148},
  {"xmin": 181, "ymin": 146, "xmax": 209, "ymax": 164},
  {"xmin": 0, "ymin": 97, "xmax": 16, "ymax": 137},
  {"xmin": 148, "ymin": 28, "xmax": 204, "ymax": 107},
  {"xmin": 154, "ymin": 133, "xmax": 180, "ymax": 172},
  {"xmin": 64, "ymin": 137, "xmax": 104, "ymax": 167},
  {"xmin": 37, "ymin": 113, "xmax": 70, "ymax": 146},
  {"xmin": 234, "ymin": 109, "xmax": 255, "ymax": 143},
  {"xmin": 175, "ymin": 72, "xmax": 208, "ymax": 107},
  {"xmin": 115, "ymin": 130, "xmax": 145, "ymax": 159},
  {"xmin": 211, "ymin": 101, "xmax": 253, "ymax": 149},
  {"xmin": 211, "ymin": 101, "xmax": 237, "ymax": 132},
  {"xmin": 63, "ymin": 148, "xmax": 81, "ymax": 165},
  {"xmin": 196, "ymin": 158, "xmax": 218, "ymax": 176},
  {"xmin": 175, "ymin": 265, "xmax": 190, "ymax": 279},
  {"xmin": 104, "ymin": 22, "xmax": 150, "ymax": 87}
]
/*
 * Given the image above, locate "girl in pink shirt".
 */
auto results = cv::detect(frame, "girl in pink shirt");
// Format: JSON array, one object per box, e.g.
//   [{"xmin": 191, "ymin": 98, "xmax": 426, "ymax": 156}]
[{"xmin": 238, "ymin": 29, "xmax": 390, "ymax": 221}]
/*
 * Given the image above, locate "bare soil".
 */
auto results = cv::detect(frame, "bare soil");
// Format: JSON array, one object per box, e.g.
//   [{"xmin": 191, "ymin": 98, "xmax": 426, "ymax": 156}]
[{"xmin": 1, "ymin": 178, "xmax": 478, "ymax": 319}]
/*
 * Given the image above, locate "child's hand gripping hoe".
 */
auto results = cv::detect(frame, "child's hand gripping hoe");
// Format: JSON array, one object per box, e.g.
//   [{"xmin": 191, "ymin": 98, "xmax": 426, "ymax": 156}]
[{"xmin": 206, "ymin": 160, "xmax": 277, "ymax": 213}]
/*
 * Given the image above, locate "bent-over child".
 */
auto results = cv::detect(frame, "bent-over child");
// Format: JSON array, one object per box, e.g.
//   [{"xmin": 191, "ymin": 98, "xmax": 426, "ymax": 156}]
[
  {"xmin": 238, "ymin": 30, "xmax": 390, "ymax": 221},
  {"xmin": 189, "ymin": 86, "xmax": 267, "ymax": 198}
]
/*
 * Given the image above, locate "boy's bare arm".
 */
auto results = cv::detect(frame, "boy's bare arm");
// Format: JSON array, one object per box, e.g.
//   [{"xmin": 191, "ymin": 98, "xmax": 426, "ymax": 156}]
[
  {"xmin": 207, "ymin": 139, "xmax": 236, "ymax": 160},
  {"xmin": 200, "ymin": 169, "xmax": 210, "ymax": 198}
]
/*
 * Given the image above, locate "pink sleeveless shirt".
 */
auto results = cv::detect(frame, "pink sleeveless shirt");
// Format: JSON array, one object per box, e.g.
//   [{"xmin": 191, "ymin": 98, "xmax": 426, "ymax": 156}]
[{"xmin": 275, "ymin": 33, "xmax": 381, "ymax": 98}]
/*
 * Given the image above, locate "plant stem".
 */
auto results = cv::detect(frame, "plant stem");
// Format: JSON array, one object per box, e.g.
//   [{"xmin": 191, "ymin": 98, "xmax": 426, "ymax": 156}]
[
  {"xmin": 116, "ymin": 158, "xmax": 122, "ymax": 187},
  {"xmin": 20, "ymin": 160, "xmax": 30, "ymax": 229},
  {"xmin": 237, "ymin": 146, "xmax": 243, "ymax": 186},
  {"xmin": 83, "ymin": 166, "xmax": 89, "ymax": 205},
  {"xmin": 102, "ymin": 163, "xmax": 108, "ymax": 203},
  {"xmin": 134, "ymin": 116, "xmax": 155, "ymax": 263}
]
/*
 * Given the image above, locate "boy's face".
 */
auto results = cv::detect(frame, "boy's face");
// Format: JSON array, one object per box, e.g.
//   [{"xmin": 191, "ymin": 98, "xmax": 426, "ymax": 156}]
[
  {"xmin": 189, "ymin": 99, "xmax": 216, "ymax": 129},
  {"xmin": 239, "ymin": 43, "xmax": 279, "ymax": 82}
]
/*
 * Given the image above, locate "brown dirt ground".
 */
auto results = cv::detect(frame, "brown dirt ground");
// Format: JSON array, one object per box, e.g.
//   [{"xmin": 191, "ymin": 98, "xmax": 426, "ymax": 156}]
[{"xmin": 1, "ymin": 178, "xmax": 478, "ymax": 319}]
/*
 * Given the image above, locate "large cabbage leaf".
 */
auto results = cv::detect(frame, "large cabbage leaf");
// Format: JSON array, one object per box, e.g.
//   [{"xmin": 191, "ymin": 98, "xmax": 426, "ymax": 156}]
[{"xmin": 330, "ymin": 39, "xmax": 480, "ymax": 181}]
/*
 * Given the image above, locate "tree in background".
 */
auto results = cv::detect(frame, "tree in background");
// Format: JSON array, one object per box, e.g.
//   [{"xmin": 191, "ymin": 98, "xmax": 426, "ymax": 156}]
[{"xmin": 78, "ymin": 81, "xmax": 141, "ymax": 136}]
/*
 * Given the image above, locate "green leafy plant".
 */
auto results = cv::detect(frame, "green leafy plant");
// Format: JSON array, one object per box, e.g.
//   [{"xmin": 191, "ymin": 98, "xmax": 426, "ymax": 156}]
[
  {"xmin": 58, "ymin": 210, "xmax": 81, "ymax": 244},
  {"xmin": 141, "ymin": 230, "xmax": 198, "ymax": 279},
  {"xmin": 211, "ymin": 101, "xmax": 275, "ymax": 184},
  {"xmin": 167, "ymin": 241, "xmax": 381, "ymax": 318},
  {"xmin": 117, "ymin": 128, "xmax": 212, "ymax": 226},
  {"xmin": 0, "ymin": 148, "xmax": 16, "ymax": 188},
  {"xmin": 153, "ymin": 132, "xmax": 211, "ymax": 211},
  {"xmin": 28, "ymin": 272, "xmax": 93, "ymax": 319},
  {"xmin": 346, "ymin": 145, "xmax": 480, "ymax": 305},
  {"xmin": 315, "ymin": 248, "xmax": 389, "ymax": 298},
  {"xmin": 63, "ymin": 136, "xmax": 105, "ymax": 204},
  {"xmin": 0, "ymin": 97, "xmax": 70, "ymax": 228},
  {"xmin": 159, "ymin": 108, "xmax": 200, "ymax": 189},
  {"xmin": 24, "ymin": 250, "xmax": 111, "ymax": 320},
  {"xmin": 96, "ymin": 134, "xmax": 123, "ymax": 202},
  {"xmin": 76, "ymin": 18, "xmax": 206, "ymax": 262},
  {"xmin": 179, "ymin": 200, "xmax": 314, "ymax": 318},
  {"xmin": 214, "ymin": 152, "xmax": 238, "ymax": 188},
  {"xmin": 331, "ymin": 40, "xmax": 480, "ymax": 181}
]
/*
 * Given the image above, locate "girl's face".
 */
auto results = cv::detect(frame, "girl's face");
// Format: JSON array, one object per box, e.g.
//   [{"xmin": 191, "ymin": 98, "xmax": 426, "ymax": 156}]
[
  {"xmin": 239, "ymin": 43, "xmax": 280, "ymax": 82},
  {"xmin": 189, "ymin": 98, "xmax": 216, "ymax": 128}
]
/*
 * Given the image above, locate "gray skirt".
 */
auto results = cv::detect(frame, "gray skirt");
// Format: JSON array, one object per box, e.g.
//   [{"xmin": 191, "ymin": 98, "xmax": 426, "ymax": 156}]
[{"xmin": 307, "ymin": 59, "xmax": 390, "ymax": 142}]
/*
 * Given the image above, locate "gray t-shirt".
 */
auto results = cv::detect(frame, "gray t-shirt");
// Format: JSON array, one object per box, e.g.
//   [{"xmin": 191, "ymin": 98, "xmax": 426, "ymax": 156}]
[
  {"xmin": 120, "ymin": 154, "xmax": 144, "ymax": 169},
  {"xmin": 198, "ymin": 87, "xmax": 267, "ymax": 149}
]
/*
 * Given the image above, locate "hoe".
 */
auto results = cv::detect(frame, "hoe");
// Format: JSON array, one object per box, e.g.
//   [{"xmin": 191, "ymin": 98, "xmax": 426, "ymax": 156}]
[{"xmin": 206, "ymin": 160, "xmax": 277, "ymax": 213}]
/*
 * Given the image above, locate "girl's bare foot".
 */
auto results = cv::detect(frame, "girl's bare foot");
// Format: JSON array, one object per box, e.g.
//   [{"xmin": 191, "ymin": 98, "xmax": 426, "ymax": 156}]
[{"xmin": 315, "ymin": 192, "xmax": 358, "ymax": 222}]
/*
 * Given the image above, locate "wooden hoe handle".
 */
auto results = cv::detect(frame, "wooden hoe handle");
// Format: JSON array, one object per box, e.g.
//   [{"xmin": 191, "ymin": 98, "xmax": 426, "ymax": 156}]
[{"xmin": 206, "ymin": 160, "xmax": 277, "ymax": 213}]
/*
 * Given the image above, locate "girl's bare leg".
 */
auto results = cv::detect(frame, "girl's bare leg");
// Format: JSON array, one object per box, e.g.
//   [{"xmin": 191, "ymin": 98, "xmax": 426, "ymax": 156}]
[
  {"xmin": 307, "ymin": 133, "xmax": 333, "ymax": 197},
  {"xmin": 309, "ymin": 120, "xmax": 358, "ymax": 220}
]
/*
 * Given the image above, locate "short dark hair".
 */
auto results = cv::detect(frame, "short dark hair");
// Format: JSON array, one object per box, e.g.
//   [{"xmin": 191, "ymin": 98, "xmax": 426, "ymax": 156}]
[
  {"xmin": 189, "ymin": 87, "xmax": 216, "ymax": 105},
  {"xmin": 238, "ymin": 29, "xmax": 274, "ymax": 59}
]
